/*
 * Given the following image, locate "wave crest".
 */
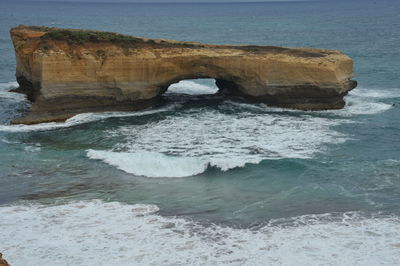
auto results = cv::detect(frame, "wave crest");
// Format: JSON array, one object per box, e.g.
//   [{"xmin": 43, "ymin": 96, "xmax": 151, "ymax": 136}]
[
  {"xmin": 1, "ymin": 200, "xmax": 399, "ymax": 266},
  {"xmin": 87, "ymin": 150, "xmax": 209, "ymax": 178},
  {"xmin": 0, "ymin": 106, "xmax": 176, "ymax": 132}
]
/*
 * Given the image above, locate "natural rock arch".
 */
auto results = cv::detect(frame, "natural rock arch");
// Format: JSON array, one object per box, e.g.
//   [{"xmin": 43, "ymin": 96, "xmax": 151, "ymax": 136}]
[{"xmin": 10, "ymin": 25, "xmax": 357, "ymax": 124}]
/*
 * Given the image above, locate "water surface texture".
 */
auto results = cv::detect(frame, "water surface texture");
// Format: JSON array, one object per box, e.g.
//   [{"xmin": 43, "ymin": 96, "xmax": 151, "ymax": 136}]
[{"xmin": 0, "ymin": 0, "xmax": 400, "ymax": 265}]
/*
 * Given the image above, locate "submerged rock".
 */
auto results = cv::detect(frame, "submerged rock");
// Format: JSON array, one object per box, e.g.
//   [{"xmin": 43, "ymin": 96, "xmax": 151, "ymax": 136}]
[
  {"xmin": 10, "ymin": 25, "xmax": 357, "ymax": 124},
  {"xmin": 0, "ymin": 253, "xmax": 10, "ymax": 266}
]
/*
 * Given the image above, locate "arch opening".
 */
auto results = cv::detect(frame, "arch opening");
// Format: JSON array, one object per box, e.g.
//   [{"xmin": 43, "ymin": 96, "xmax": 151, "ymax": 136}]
[
  {"xmin": 156, "ymin": 77, "xmax": 248, "ymax": 109},
  {"xmin": 166, "ymin": 79, "xmax": 219, "ymax": 96}
]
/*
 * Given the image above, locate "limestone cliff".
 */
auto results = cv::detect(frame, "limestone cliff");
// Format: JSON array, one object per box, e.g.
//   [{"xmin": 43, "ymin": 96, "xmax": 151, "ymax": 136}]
[
  {"xmin": 10, "ymin": 25, "xmax": 357, "ymax": 124},
  {"xmin": 0, "ymin": 253, "xmax": 10, "ymax": 266}
]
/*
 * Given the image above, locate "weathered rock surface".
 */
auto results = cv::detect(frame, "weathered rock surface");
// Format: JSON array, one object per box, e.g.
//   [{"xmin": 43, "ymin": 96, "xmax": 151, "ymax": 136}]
[
  {"xmin": 10, "ymin": 25, "xmax": 357, "ymax": 124},
  {"xmin": 0, "ymin": 253, "xmax": 10, "ymax": 266}
]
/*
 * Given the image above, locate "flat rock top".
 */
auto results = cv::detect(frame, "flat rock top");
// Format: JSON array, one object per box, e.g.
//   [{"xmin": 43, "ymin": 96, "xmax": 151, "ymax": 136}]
[{"xmin": 11, "ymin": 25, "xmax": 339, "ymax": 59}]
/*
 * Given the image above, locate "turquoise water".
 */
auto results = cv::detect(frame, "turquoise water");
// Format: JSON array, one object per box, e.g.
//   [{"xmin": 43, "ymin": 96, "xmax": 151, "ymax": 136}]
[{"xmin": 0, "ymin": 0, "xmax": 400, "ymax": 265}]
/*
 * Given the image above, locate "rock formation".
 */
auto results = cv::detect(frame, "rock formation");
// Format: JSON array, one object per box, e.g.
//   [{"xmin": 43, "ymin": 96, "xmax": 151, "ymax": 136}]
[
  {"xmin": 0, "ymin": 253, "xmax": 10, "ymax": 266},
  {"xmin": 10, "ymin": 25, "xmax": 357, "ymax": 124}
]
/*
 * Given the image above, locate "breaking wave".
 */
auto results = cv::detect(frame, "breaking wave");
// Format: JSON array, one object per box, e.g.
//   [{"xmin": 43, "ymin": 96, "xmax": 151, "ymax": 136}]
[
  {"xmin": 331, "ymin": 87, "xmax": 398, "ymax": 116},
  {"xmin": 0, "ymin": 200, "xmax": 399, "ymax": 266},
  {"xmin": 0, "ymin": 81, "xmax": 26, "ymax": 102},
  {"xmin": 1, "ymin": 81, "xmax": 399, "ymax": 177},
  {"xmin": 0, "ymin": 81, "xmax": 19, "ymax": 90},
  {"xmin": 87, "ymin": 150, "xmax": 209, "ymax": 178},
  {"xmin": 0, "ymin": 106, "xmax": 178, "ymax": 132},
  {"xmin": 0, "ymin": 81, "xmax": 396, "ymax": 132},
  {"xmin": 83, "ymin": 85, "xmax": 399, "ymax": 178},
  {"xmin": 87, "ymin": 107, "xmax": 347, "ymax": 177}
]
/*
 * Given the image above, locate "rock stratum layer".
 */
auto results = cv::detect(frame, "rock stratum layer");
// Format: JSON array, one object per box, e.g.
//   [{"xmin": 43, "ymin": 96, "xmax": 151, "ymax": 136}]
[{"xmin": 10, "ymin": 25, "xmax": 357, "ymax": 124}]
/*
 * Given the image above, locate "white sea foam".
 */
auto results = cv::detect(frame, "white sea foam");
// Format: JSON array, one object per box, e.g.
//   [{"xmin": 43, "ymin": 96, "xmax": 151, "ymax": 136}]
[
  {"xmin": 87, "ymin": 150, "xmax": 209, "ymax": 178},
  {"xmin": 167, "ymin": 80, "xmax": 218, "ymax": 95},
  {"xmin": 0, "ymin": 81, "xmax": 26, "ymax": 102},
  {"xmin": 225, "ymin": 87, "xmax": 396, "ymax": 116},
  {"xmin": 0, "ymin": 200, "xmax": 399, "ymax": 266},
  {"xmin": 89, "ymin": 86, "xmax": 398, "ymax": 177},
  {"xmin": 312, "ymin": 87, "xmax": 399, "ymax": 116},
  {"xmin": 332, "ymin": 87, "xmax": 397, "ymax": 116},
  {"xmin": 24, "ymin": 145, "xmax": 41, "ymax": 152},
  {"xmin": 349, "ymin": 87, "xmax": 400, "ymax": 99},
  {"xmin": 0, "ymin": 106, "xmax": 176, "ymax": 133},
  {"xmin": 0, "ymin": 81, "xmax": 18, "ymax": 90},
  {"xmin": 1, "ymin": 81, "xmax": 397, "ymax": 178},
  {"xmin": 341, "ymin": 99, "xmax": 393, "ymax": 115},
  {"xmin": 87, "ymin": 108, "xmax": 347, "ymax": 176}
]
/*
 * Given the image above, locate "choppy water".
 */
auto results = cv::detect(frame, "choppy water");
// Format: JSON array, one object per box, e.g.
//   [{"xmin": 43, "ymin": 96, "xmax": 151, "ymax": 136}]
[{"xmin": 0, "ymin": 0, "xmax": 400, "ymax": 265}]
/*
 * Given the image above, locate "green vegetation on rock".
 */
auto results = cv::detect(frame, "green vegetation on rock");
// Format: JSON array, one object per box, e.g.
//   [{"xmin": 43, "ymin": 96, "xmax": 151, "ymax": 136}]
[
  {"xmin": 41, "ymin": 29, "xmax": 202, "ymax": 48},
  {"xmin": 41, "ymin": 29, "xmax": 146, "ymax": 45}
]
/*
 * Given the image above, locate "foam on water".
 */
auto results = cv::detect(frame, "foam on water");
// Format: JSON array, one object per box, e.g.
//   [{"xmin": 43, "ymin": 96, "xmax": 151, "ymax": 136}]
[
  {"xmin": 349, "ymin": 87, "xmax": 400, "ymax": 99},
  {"xmin": 0, "ymin": 200, "xmax": 399, "ymax": 266},
  {"xmin": 167, "ymin": 80, "xmax": 218, "ymax": 95},
  {"xmin": 332, "ymin": 87, "xmax": 397, "ymax": 116},
  {"xmin": 0, "ymin": 106, "xmax": 177, "ymax": 132},
  {"xmin": 0, "ymin": 81, "xmax": 26, "ymax": 102},
  {"xmin": 24, "ymin": 144, "xmax": 41, "ymax": 152},
  {"xmin": 195, "ymin": 86, "xmax": 396, "ymax": 118},
  {"xmin": 224, "ymin": 87, "xmax": 396, "ymax": 117},
  {"xmin": 0, "ymin": 81, "xmax": 19, "ymax": 90},
  {"xmin": 1, "ymin": 81, "xmax": 398, "ymax": 177},
  {"xmin": 85, "ymin": 85, "xmax": 400, "ymax": 177},
  {"xmin": 87, "ymin": 150, "xmax": 209, "ymax": 178},
  {"xmin": 88, "ymin": 108, "xmax": 347, "ymax": 176}
]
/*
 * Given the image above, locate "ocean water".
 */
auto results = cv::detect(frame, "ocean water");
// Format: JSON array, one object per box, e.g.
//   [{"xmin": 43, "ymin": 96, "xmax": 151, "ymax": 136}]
[{"xmin": 0, "ymin": 0, "xmax": 400, "ymax": 265}]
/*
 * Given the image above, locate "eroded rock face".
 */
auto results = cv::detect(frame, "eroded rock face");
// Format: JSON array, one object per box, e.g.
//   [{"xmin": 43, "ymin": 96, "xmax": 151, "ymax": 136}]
[
  {"xmin": 0, "ymin": 253, "xmax": 10, "ymax": 266},
  {"xmin": 10, "ymin": 25, "xmax": 357, "ymax": 124}
]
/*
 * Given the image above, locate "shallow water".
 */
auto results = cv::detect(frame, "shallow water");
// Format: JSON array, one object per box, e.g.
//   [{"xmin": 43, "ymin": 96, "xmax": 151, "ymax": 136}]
[{"xmin": 0, "ymin": 0, "xmax": 400, "ymax": 265}]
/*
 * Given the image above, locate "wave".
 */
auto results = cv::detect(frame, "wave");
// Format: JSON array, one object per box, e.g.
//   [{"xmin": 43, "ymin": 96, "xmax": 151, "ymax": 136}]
[
  {"xmin": 340, "ymin": 99, "xmax": 392, "ymax": 115},
  {"xmin": 0, "ymin": 81, "xmax": 18, "ymax": 90},
  {"xmin": 349, "ymin": 87, "xmax": 400, "ymax": 99},
  {"xmin": 333, "ymin": 87, "xmax": 397, "ymax": 116},
  {"xmin": 86, "ymin": 87, "xmax": 398, "ymax": 178},
  {"xmin": 316, "ymin": 87, "xmax": 398, "ymax": 116},
  {"xmin": 227, "ymin": 87, "xmax": 397, "ymax": 116},
  {"xmin": 87, "ymin": 150, "xmax": 209, "ymax": 178},
  {"xmin": 88, "ymin": 107, "xmax": 347, "ymax": 177},
  {"xmin": 0, "ymin": 105, "xmax": 177, "ymax": 133},
  {"xmin": 0, "ymin": 82, "xmax": 396, "ymax": 133},
  {"xmin": 1, "ymin": 81, "xmax": 398, "ymax": 178},
  {"xmin": 87, "ymin": 149, "xmax": 265, "ymax": 177},
  {"xmin": 0, "ymin": 81, "xmax": 27, "ymax": 102},
  {"xmin": 0, "ymin": 200, "xmax": 399, "ymax": 266}
]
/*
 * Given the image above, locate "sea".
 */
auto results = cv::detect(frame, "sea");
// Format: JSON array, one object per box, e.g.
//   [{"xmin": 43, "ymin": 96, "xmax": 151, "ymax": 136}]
[{"xmin": 0, "ymin": 0, "xmax": 400, "ymax": 265}]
